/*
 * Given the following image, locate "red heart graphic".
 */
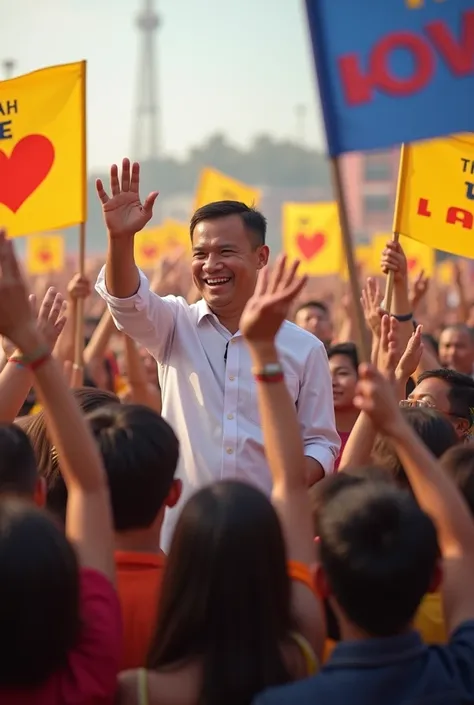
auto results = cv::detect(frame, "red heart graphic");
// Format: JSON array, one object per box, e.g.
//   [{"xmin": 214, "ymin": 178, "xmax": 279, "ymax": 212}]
[
  {"xmin": 407, "ymin": 258, "xmax": 418, "ymax": 271},
  {"xmin": 296, "ymin": 232, "xmax": 326, "ymax": 260},
  {"xmin": 38, "ymin": 250, "xmax": 52, "ymax": 263},
  {"xmin": 141, "ymin": 245, "xmax": 158, "ymax": 259},
  {"xmin": 0, "ymin": 135, "xmax": 55, "ymax": 213}
]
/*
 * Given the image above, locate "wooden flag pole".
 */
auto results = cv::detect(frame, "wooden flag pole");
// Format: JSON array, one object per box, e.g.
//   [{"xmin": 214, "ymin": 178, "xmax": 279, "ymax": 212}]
[
  {"xmin": 385, "ymin": 144, "xmax": 409, "ymax": 312},
  {"xmin": 73, "ymin": 60, "xmax": 87, "ymax": 373},
  {"xmin": 329, "ymin": 157, "xmax": 370, "ymax": 363}
]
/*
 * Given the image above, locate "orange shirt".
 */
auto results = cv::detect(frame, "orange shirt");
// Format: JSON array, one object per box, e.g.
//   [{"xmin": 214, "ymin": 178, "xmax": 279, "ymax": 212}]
[{"xmin": 115, "ymin": 550, "xmax": 166, "ymax": 670}]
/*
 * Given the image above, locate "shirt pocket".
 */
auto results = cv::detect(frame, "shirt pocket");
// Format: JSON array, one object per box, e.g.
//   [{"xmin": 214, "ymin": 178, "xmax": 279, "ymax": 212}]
[{"xmin": 246, "ymin": 373, "xmax": 300, "ymax": 426}]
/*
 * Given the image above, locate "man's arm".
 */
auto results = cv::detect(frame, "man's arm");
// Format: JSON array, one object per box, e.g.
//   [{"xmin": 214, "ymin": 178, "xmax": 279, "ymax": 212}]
[
  {"xmin": 95, "ymin": 159, "xmax": 177, "ymax": 361},
  {"xmin": 298, "ymin": 343, "xmax": 340, "ymax": 482}
]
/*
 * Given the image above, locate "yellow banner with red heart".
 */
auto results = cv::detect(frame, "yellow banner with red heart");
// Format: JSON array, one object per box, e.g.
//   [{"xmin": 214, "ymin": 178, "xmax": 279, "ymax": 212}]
[
  {"xmin": 25, "ymin": 233, "xmax": 65, "ymax": 275},
  {"xmin": 282, "ymin": 202, "xmax": 343, "ymax": 276},
  {"xmin": 194, "ymin": 167, "xmax": 261, "ymax": 210},
  {"xmin": 0, "ymin": 62, "xmax": 86, "ymax": 237},
  {"xmin": 134, "ymin": 220, "xmax": 190, "ymax": 269},
  {"xmin": 371, "ymin": 234, "xmax": 435, "ymax": 278}
]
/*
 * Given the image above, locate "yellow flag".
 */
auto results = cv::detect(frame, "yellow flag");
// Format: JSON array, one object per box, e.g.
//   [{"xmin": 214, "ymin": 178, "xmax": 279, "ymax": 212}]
[
  {"xmin": 26, "ymin": 233, "xmax": 65, "ymax": 275},
  {"xmin": 0, "ymin": 62, "xmax": 86, "ymax": 237},
  {"xmin": 372, "ymin": 234, "xmax": 435, "ymax": 278},
  {"xmin": 282, "ymin": 202, "xmax": 342, "ymax": 276},
  {"xmin": 134, "ymin": 229, "xmax": 162, "ymax": 270},
  {"xmin": 396, "ymin": 134, "xmax": 474, "ymax": 258},
  {"xmin": 161, "ymin": 219, "xmax": 190, "ymax": 253},
  {"xmin": 194, "ymin": 167, "xmax": 261, "ymax": 210}
]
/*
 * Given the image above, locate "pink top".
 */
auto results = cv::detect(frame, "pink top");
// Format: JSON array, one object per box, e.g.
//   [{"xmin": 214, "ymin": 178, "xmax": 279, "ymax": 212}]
[
  {"xmin": 2, "ymin": 568, "xmax": 122, "ymax": 705},
  {"xmin": 335, "ymin": 431, "xmax": 351, "ymax": 470}
]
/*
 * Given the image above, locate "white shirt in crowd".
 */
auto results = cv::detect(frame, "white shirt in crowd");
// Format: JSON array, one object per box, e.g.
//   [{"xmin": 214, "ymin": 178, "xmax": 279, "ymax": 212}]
[{"xmin": 96, "ymin": 268, "xmax": 340, "ymax": 551}]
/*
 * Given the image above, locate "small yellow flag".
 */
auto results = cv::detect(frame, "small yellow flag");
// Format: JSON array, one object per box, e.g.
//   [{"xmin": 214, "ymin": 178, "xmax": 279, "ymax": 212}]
[
  {"xmin": 0, "ymin": 61, "xmax": 86, "ymax": 237},
  {"xmin": 26, "ymin": 233, "xmax": 65, "ymax": 275},
  {"xmin": 396, "ymin": 134, "xmax": 474, "ymax": 258},
  {"xmin": 282, "ymin": 202, "xmax": 342, "ymax": 276},
  {"xmin": 134, "ymin": 229, "xmax": 162, "ymax": 270},
  {"xmin": 372, "ymin": 234, "xmax": 435, "ymax": 278},
  {"xmin": 161, "ymin": 219, "xmax": 190, "ymax": 253},
  {"xmin": 194, "ymin": 167, "xmax": 261, "ymax": 210}
]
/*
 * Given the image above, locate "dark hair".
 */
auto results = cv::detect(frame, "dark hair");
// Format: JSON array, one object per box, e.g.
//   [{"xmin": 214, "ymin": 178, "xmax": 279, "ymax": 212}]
[
  {"xmin": 441, "ymin": 445, "xmax": 474, "ymax": 517},
  {"xmin": 87, "ymin": 404, "xmax": 179, "ymax": 532},
  {"xmin": 148, "ymin": 480, "xmax": 294, "ymax": 705},
  {"xmin": 190, "ymin": 201, "xmax": 266, "ymax": 248},
  {"xmin": 372, "ymin": 407, "xmax": 458, "ymax": 489},
  {"xmin": 417, "ymin": 368, "xmax": 474, "ymax": 424},
  {"xmin": 295, "ymin": 300, "xmax": 329, "ymax": 317},
  {"xmin": 0, "ymin": 499, "xmax": 79, "ymax": 686},
  {"xmin": 441, "ymin": 323, "xmax": 474, "ymax": 341},
  {"xmin": 319, "ymin": 482, "xmax": 438, "ymax": 636},
  {"xmin": 327, "ymin": 342, "xmax": 359, "ymax": 374},
  {"xmin": 0, "ymin": 425, "xmax": 38, "ymax": 497},
  {"xmin": 25, "ymin": 387, "xmax": 121, "ymax": 524}
]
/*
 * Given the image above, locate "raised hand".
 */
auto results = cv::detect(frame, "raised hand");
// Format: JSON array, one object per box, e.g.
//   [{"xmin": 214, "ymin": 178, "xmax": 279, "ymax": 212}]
[
  {"xmin": 396, "ymin": 324, "xmax": 424, "ymax": 382},
  {"xmin": 239, "ymin": 254, "xmax": 307, "ymax": 344},
  {"xmin": 96, "ymin": 158, "xmax": 159, "ymax": 238},
  {"xmin": 409, "ymin": 270, "xmax": 430, "ymax": 311},
  {"xmin": 361, "ymin": 277, "xmax": 386, "ymax": 338},
  {"xmin": 381, "ymin": 240, "xmax": 407, "ymax": 283},
  {"xmin": 353, "ymin": 363, "xmax": 404, "ymax": 438},
  {"xmin": 377, "ymin": 314, "xmax": 402, "ymax": 381},
  {"xmin": 0, "ymin": 230, "xmax": 38, "ymax": 349}
]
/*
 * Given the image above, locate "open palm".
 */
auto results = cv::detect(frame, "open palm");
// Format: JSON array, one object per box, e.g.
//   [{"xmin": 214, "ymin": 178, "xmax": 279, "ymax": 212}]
[
  {"xmin": 240, "ymin": 255, "xmax": 307, "ymax": 344},
  {"xmin": 96, "ymin": 158, "xmax": 159, "ymax": 238}
]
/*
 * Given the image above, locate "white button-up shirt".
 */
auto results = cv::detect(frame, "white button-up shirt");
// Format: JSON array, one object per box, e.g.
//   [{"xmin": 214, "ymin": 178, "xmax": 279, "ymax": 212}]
[{"xmin": 96, "ymin": 268, "xmax": 340, "ymax": 550}]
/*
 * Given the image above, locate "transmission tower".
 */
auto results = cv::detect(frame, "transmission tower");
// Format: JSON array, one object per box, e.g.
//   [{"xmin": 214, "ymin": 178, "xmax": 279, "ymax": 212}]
[
  {"xmin": 2, "ymin": 60, "xmax": 16, "ymax": 80},
  {"xmin": 133, "ymin": 0, "xmax": 161, "ymax": 160}
]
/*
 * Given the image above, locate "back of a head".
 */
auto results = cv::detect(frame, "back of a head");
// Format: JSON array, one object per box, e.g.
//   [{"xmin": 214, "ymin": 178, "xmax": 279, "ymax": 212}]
[
  {"xmin": 149, "ymin": 480, "xmax": 292, "ymax": 705},
  {"xmin": 87, "ymin": 404, "xmax": 179, "ymax": 531},
  {"xmin": 0, "ymin": 498, "xmax": 79, "ymax": 687},
  {"xmin": 372, "ymin": 407, "xmax": 458, "ymax": 489},
  {"xmin": 441, "ymin": 445, "xmax": 474, "ymax": 517},
  {"xmin": 0, "ymin": 424, "xmax": 38, "ymax": 498},
  {"xmin": 25, "ymin": 387, "xmax": 121, "ymax": 523},
  {"xmin": 319, "ymin": 482, "xmax": 438, "ymax": 636}
]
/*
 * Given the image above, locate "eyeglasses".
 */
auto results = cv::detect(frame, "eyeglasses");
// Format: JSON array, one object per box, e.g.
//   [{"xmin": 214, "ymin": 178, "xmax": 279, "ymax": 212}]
[{"xmin": 399, "ymin": 398, "xmax": 472, "ymax": 426}]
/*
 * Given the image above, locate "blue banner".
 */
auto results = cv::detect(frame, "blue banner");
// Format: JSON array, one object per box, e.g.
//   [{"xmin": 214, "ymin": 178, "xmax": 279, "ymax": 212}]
[{"xmin": 305, "ymin": 0, "xmax": 474, "ymax": 155}]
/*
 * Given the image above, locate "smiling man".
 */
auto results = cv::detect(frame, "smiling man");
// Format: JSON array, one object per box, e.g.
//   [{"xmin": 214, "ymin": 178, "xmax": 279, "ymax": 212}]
[{"xmin": 95, "ymin": 159, "xmax": 340, "ymax": 550}]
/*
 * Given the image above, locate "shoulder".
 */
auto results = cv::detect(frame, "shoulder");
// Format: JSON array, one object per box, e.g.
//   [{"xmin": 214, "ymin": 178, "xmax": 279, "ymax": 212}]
[
  {"xmin": 253, "ymin": 676, "xmax": 318, "ymax": 705},
  {"xmin": 277, "ymin": 321, "xmax": 327, "ymax": 360}
]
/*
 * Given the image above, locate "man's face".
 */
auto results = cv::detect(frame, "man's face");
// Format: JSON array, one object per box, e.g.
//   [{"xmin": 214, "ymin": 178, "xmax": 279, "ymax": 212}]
[
  {"xmin": 295, "ymin": 305, "xmax": 333, "ymax": 344},
  {"xmin": 439, "ymin": 328, "xmax": 474, "ymax": 376},
  {"xmin": 191, "ymin": 215, "xmax": 268, "ymax": 315},
  {"xmin": 408, "ymin": 376, "xmax": 469, "ymax": 440}
]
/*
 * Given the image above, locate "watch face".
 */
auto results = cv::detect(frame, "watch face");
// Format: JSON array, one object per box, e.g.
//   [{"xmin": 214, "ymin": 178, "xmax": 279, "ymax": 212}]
[{"xmin": 263, "ymin": 364, "xmax": 282, "ymax": 374}]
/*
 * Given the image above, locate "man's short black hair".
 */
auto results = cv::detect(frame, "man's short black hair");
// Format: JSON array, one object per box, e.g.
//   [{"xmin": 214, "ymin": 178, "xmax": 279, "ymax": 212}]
[
  {"xmin": 190, "ymin": 201, "xmax": 266, "ymax": 248},
  {"xmin": 295, "ymin": 300, "xmax": 329, "ymax": 316},
  {"xmin": 319, "ymin": 481, "xmax": 438, "ymax": 637},
  {"xmin": 0, "ymin": 425, "xmax": 38, "ymax": 497},
  {"xmin": 417, "ymin": 368, "xmax": 474, "ymax": 424},
  {"xmin": 327, "ymin": 342, "xmax": 359, "ymax": 374}
]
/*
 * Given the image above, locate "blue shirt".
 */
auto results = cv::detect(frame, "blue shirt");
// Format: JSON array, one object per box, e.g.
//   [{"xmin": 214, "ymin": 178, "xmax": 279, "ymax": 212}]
[{"xmin": 253, "ymin": 622, "xmax": 474, "ymax": 705}]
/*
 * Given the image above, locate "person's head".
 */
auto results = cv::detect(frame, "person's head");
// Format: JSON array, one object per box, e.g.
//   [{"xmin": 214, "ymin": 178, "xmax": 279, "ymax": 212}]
[
  {"xmin": 25, "ymin": 387, "xmax": 121, "ymax": 524},
  {"xmin": 0, "ymin": 424, "xmax": 45, "ymax": 506},
  {"xmin": 86, "ymin": 404, "xmax": 181, "ymax": 538},
  {"xmin": 294, "ymin": 300, "xmax": 333, "ymax": 345},
  {"xmin": 148, "ymin": 480, "xmax": 294, "ymax": 704},
  {"xmin": 315, "ymin": 481, "xmax": 440, "ymax": 637},
  {"xmin": 190, "ymin": 201, "xmax": 269, "ymax": 317},
  {"xmin": 0, "ymin": 498, "xmax": 80, "ymax": 687},
  {"xmin": 327, "ymin": 343, "xmax": 359, "ymax": 411},
  {"xmin": 439, "ymin": 324, "xmax": 474, "ymax": 375},
  {"xmin": 408, "ymin": 369, "xmax": 474, "ymax": 440},
  {"xmin": 372, "ymin": 407, "xmax": 458, "ymax": 489},
  {"xmin": 441, "ymin": 445, "xmax": 474, "ymax": 517}
]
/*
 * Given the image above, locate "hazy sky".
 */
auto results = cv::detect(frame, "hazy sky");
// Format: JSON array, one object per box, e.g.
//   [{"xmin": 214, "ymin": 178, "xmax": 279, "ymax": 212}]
[{"xmin": 0, "ymin": 0, "xmax": 325, "ymax": 171}]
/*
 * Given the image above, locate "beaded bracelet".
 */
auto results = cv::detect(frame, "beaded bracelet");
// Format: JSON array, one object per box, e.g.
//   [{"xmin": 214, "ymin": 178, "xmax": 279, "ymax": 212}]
[{"xmin": 9, "ymin": 345, "xmax": 50, "ymax": 370}]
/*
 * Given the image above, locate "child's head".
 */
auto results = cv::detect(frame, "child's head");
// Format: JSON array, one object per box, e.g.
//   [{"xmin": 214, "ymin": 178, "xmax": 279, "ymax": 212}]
[
  {"xmin": 0, "ymin": 498, "xmax": 79, "ymax": 687},
  {"xmin": 316, "ymin": 481, "xmax": 439, "ymax": 637},
  {"xmin": 87, "ymin": 403, "xmax": 180, "ymax": 534}
]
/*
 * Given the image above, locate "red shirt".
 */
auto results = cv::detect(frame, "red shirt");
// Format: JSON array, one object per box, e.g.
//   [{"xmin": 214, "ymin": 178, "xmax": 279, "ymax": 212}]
[
  {"xmin": 335, "ymin": 431, "xmax": 351, "ymax": 470},
  {"xmin": 2, "ymin": 568, "xmax": 122, "ymax": 704}
]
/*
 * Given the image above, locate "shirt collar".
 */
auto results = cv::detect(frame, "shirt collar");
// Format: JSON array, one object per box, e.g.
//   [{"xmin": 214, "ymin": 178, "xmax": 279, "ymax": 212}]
[
  {"xmin": 327, "ymin": 631, "xmax": 426, "ymax": 669},
  {"xmin": 196, "ymin": 298, "xmax": 216, "ymax": 325}
]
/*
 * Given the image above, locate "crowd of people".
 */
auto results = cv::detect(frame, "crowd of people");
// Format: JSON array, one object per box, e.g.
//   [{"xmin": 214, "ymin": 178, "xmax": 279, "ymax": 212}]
[{"xmin": 1, "ymin": 158, "xmax": 474, "ymax": 704}]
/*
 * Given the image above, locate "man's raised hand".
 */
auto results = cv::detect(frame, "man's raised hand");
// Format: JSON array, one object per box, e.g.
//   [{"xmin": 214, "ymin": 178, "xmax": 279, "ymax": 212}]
[{"xmin": 96, "ymin": 158, "xmax": 159, "ymax": 238}]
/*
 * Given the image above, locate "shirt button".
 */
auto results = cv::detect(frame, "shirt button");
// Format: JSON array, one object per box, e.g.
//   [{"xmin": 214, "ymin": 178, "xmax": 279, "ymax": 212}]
[
  {"xmin": 226, "ymin": 447, "xmax": 234, "ymax": 455},
  {"xmin": 229, "ymin": 375, "xmax": 235, "ymax": 381},
  {"xmin": 227, "ymin": 413, "xmax": 234, "ymax": 420},
  {"xmin": 230, "ymin": 338, "xmax": 237, "ymax": 344}
]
